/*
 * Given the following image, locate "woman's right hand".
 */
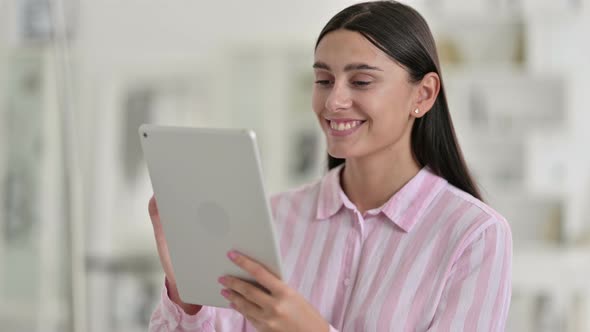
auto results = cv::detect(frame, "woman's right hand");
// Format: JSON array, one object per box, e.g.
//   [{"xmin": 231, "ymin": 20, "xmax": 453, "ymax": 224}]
[{"xmin": 149, "ymin": 194, "xmax": 202, "ymax": 315}]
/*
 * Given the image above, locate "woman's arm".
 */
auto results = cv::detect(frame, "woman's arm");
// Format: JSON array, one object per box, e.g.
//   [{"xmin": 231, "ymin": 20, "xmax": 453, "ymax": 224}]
[
  {"xmin": 166, "ymin": 278, "xmax": 202, "ymax": 315},
  {"xmin": 149, "ymin": 278, "xmax": 249, "ymax": 332},
  {"xmin": 427, "ymin": 219, "xmax": 512, "ymax": 332}
]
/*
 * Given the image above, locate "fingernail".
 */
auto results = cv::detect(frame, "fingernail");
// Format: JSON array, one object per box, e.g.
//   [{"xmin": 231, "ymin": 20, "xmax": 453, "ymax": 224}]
[
  {"xmin": 220, "ymin": 289, "xmax": 230, "ymax": 298},
  {"xmin": 218, "ymin": 277, "xmax": 226, "ymax": 285},
  {"xmin": 227, "ymin": 250, "xmax": 239, "ymax": 261},
  {"xmin": 230, "ymin": 303, "xmax": 237, "ymax": 309}
]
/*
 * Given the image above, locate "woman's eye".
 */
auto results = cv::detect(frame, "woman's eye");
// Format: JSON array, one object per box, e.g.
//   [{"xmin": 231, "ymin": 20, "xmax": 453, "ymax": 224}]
[
  {"xmin": 315, "ymin": 80, "xmax": 332, "ymax": 86},
  {"xmin": 352, "ymin": 81, "xmax": 371, "ymax": 87}
]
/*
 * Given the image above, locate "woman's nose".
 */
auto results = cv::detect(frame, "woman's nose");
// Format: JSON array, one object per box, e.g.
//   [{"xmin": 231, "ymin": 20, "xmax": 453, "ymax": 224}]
[{"xmin": 325, "ymin": 82, "xmax": 352, "ymax": 112}]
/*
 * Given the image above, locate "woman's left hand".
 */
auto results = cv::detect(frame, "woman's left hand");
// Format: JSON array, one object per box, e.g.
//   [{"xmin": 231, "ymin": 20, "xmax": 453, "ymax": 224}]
[{"xmin": 218, "ymin": 250, "xmax": 330, "ymax": 332}]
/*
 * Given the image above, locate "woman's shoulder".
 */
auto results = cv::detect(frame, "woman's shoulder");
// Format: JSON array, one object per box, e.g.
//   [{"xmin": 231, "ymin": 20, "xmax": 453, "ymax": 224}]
[
  {"xmin": 435, "ymin": 182, "xmax": 512, "ymax": 251},
  {"xmin": 446, "ymin": 185, "xmax": 507, "ymax": 224}
]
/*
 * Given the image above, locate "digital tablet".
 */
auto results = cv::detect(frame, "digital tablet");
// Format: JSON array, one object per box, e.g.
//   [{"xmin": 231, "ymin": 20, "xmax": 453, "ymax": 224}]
[{"xmin": 139, "ymin": 124, "xmax": 284, "ymax": 308}]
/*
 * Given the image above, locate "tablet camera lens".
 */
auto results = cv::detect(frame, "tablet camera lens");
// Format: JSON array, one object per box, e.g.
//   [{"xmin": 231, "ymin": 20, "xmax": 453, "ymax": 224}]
[{"xmin": 143, "ymin": 132, "xmax": 148, "ymax": 138}]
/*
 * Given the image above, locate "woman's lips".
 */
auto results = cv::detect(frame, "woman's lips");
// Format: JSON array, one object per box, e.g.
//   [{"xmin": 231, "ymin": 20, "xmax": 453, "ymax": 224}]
[{"xmin": 326, "ymin": 119, "xmax": 366, "ymax": 137}]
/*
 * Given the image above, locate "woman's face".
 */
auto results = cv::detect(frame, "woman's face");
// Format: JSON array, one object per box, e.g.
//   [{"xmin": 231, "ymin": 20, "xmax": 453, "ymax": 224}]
[{"xmin": 312, "ymin": 29, "xmax": 419, "ymax": 161}]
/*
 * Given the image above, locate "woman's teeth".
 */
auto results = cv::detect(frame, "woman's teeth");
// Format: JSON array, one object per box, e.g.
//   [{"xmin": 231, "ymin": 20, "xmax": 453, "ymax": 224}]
[{"xmin": 330, "ymin": 120, "xmax": 363, "ymax": 131}]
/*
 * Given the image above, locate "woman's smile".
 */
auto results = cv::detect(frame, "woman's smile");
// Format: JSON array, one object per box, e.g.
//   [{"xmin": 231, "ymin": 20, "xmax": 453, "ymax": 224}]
[{"xmin": 325, "ymin": 118, "xmax": 366, "ymax": 137}]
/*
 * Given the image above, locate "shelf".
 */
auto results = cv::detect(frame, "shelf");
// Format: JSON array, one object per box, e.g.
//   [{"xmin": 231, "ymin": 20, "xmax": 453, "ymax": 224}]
[
  {"xmin": 521, "ymin": 0, "xmax": 584, "ymax": 18},
  {"xmin": 513, "ymin": 246, "xmax": 590, "ymax": 293},
  {"xmin": 415, "ymin": 0, "xmax": 583, "ymax": 21},
  {"xmin": 0, "ymin": 299, "xmax": 68, "ymax": 326}
]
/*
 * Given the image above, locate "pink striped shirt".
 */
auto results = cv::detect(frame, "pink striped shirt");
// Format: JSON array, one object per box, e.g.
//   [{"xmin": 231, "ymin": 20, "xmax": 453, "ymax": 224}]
[{"xmin": 149, "ymin": 165, "xmax": 512, "ymax": 331}]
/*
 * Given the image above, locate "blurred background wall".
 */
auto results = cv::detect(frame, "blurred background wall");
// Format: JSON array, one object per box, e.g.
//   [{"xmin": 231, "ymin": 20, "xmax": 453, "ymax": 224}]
[{"xmin": 0, "ymin": 0, "xmax": 589, "ymax": 331}]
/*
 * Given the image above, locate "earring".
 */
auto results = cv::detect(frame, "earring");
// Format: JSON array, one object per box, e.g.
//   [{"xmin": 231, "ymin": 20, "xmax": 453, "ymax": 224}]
[{"xmin": 414, "ymin": 108, "xmax": 419, "ymax": 114}]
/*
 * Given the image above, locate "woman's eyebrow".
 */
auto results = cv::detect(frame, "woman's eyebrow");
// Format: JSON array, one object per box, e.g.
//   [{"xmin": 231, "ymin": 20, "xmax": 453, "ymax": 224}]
[
  {"xmin": 313, "ymin": 61, "xmax": 383, "ymax": 72},
  {"xmin": 344, "ymin": 63, "xmax": 383, "ymax": 71},
  {"xmin": 312, "ymin": 61, "xmax": 331, "ymax": 70}
]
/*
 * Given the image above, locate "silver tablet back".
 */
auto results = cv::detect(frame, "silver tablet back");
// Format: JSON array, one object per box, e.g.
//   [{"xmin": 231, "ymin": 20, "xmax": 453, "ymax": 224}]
[{"xmin": 139, "ymin": 124, "xmax": 283, "ymax": 307}]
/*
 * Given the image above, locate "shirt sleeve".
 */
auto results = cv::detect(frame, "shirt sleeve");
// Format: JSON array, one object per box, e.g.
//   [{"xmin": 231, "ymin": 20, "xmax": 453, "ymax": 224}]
[
  {"xmin": 427, "ymin": 219, "xmax": 512, "ymax": 332},
  {"xmin": 148, "ymin": 279, "xmax": 341, "ymax": 331},
  {"xmin": 148, "ymin": 279, "xmax": 248, "ymax": 331}
]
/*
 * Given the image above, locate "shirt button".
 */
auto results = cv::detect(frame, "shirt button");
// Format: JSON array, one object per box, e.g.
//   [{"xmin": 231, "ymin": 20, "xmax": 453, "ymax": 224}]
[{"xmin": 344, "ymin": 278, "xmax": 352, "ymax": 286}]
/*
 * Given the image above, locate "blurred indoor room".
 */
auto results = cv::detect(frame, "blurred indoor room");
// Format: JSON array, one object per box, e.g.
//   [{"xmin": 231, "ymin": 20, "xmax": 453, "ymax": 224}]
[{"xmin": 1, "ymin": 0, "xmax": 589, "ymax": 331}]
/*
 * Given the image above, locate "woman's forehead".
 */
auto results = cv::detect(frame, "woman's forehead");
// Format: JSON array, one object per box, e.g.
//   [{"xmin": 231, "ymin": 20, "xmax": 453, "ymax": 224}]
[{"xmin": 314, "ymin": 30, "xmax": 399, "ymax": 72}]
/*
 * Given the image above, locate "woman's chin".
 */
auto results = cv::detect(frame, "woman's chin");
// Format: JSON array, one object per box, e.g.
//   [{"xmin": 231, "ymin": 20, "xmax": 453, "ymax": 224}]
[{"xmin": 327, "ymin": 147, "xmax": 352, "ymax": 160}]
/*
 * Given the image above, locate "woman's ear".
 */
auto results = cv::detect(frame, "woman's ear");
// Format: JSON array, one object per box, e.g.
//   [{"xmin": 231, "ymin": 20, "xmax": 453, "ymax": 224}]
[{"xmin": 412, "ymin": 72, "xmax": 440, "ymax": 118}]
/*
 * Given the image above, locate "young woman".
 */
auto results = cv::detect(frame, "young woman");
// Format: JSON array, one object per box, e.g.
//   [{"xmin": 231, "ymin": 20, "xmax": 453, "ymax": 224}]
[{"xmin": 148, "ymin": 1, "xmax": 512, "ymax": 331}]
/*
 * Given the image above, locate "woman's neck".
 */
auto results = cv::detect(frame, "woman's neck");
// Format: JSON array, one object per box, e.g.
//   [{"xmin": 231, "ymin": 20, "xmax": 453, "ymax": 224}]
[{"xmin": 341, "ymin": 148, "xmax": 421, "ymax": 215}]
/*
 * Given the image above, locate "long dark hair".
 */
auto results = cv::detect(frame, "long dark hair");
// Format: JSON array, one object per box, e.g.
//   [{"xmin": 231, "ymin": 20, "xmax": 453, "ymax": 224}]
[{"xmin": 316, "ymin": 0, "xmax": 482, "ymax": 201}]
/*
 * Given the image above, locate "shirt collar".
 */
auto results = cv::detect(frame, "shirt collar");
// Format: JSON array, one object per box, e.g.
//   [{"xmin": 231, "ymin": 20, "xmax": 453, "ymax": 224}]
[
  {"xmin": 315, "ymin": 164, "xmax": 448, "ymax": 233},
  {"xmin": 316, "ymin": 164, "xmax": 345, "ymax": 220}
]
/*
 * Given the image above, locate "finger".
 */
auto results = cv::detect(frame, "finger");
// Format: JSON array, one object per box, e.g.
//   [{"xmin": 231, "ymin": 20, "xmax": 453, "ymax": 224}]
[
  {"xmin": 219, "ymin": 276, "xmax": 273, "ymax": 308},
  {"xmin": 221, "ymin": 288, "xmax": 263, "ymax": 321},
  {"xmin": 228, "ymin": 251, "xmax": 284, "ymax": 295},
  {"xmin": 149, "ymin": 194, "xmax": 159, "ymax": 219},
  {"xmin": 149, "ymin": 195, "xmax": 164, "ymax": 234},
  {"xmin": 148, "ymin": 194, "xmax": 176, "ymax": 285},
  {"xmin": 148, "ymin": 194, "xmax": 164, "ymax": 244}
]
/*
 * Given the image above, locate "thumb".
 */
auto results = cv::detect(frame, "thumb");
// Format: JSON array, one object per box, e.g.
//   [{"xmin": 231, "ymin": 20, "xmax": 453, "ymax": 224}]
[{"xmin": 149, "ymin": 194, "xmax": 159, "ymax": 219}]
